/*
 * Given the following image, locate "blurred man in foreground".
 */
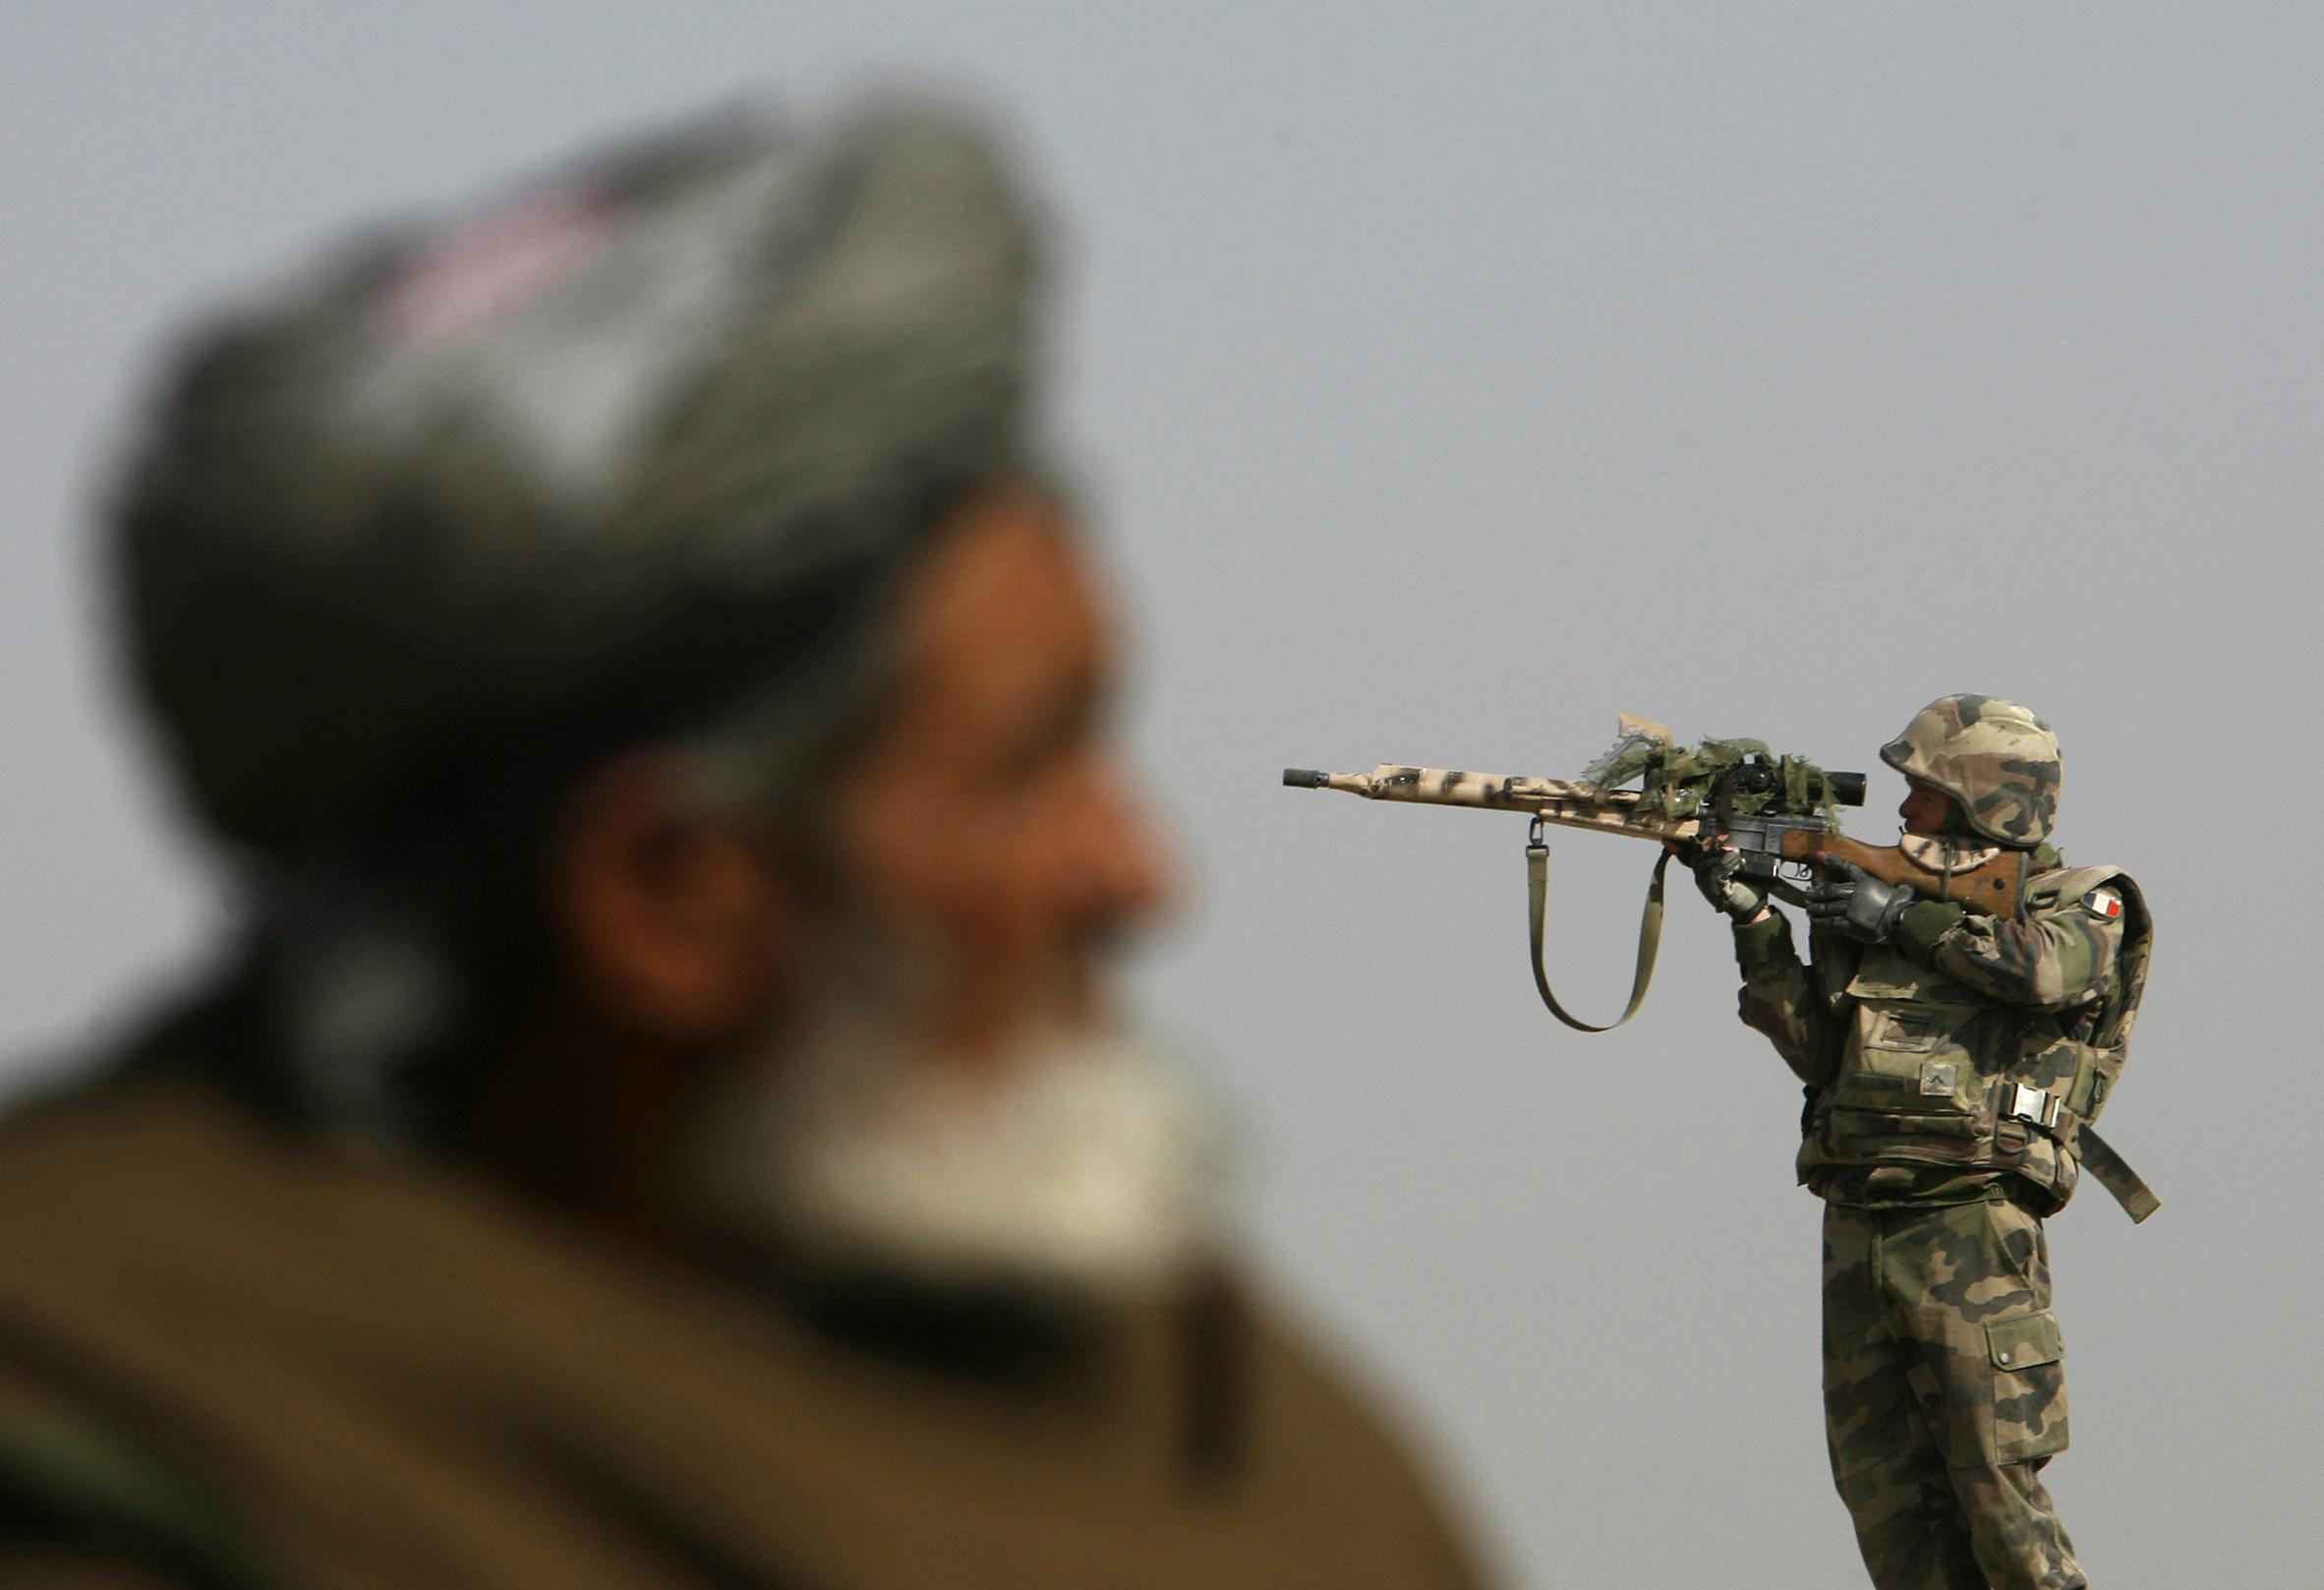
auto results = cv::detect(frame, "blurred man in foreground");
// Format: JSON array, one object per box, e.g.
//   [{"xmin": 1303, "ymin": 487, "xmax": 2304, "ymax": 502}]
[{"xmin": 0, "ymin": 98, "xmax": 1482, "ymax": 1589}]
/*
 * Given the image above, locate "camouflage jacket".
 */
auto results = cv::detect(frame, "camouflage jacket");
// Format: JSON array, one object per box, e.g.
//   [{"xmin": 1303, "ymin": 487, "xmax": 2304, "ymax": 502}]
[{"xmin": 1729, "ymin": 850, "xmax": 2149, "ymax": 1211}]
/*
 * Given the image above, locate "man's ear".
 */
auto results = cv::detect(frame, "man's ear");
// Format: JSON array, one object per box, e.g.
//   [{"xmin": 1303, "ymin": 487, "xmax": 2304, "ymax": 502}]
[{"xmin": 552, "ymin": 751, "xmax": 802, "ymax": 1042}]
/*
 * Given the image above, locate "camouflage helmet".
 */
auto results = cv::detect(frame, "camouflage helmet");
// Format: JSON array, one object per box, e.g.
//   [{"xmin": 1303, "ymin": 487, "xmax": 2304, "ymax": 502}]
[
  {"xmin": 112, "ymin": 93, "xmax": 1040, "ymax": 861},
  {"xmin": 1880, "ymin": 694, "xmax": 2061, "ymax": 848}
]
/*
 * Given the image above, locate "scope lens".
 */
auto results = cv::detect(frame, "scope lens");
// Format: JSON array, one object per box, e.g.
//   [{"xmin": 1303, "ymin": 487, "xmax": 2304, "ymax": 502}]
[{"xmin": 1829, "ymin": 771, "xmax": 1868, "ymax": 806}]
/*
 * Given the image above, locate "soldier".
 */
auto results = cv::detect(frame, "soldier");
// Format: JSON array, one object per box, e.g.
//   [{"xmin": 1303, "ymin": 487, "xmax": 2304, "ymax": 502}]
[
  {"xmin": 1689, "ymin": 696, "xmax": 2152, "ymax": 1590},
  {"xmin": 0, "ymin": 99, "xmax": 1486, "ymax": 1587}
]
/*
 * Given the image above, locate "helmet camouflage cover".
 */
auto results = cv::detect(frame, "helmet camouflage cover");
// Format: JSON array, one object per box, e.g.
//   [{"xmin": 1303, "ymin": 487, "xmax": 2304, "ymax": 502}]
[{"xmin": 1880, "ymin": 694, "xmax": 2061, "ymax": 848}]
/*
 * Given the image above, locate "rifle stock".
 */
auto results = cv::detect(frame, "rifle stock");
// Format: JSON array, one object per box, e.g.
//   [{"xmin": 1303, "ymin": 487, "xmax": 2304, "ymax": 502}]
[{"xmin": 1785, "ymin": 830, "xmax": 2028, "ymax": 913}]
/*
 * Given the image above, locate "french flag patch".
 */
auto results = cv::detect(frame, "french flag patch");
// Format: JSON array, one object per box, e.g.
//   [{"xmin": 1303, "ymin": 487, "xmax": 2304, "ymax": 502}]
[{"xmin": 2084, "ymin": 888, "xmax": 2123, "ymax": 921}]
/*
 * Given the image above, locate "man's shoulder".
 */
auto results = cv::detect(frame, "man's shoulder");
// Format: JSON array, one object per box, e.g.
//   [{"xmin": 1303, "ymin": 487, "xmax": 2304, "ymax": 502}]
[
  {"xmin": 0, "ymin": 1081, "xmax": 262, "ymax": 1245},
  {"xmin": 0, "ymin": 1080, "xmax": 344, "ymax": 1259},
  {"xmin": 0, "ymin": 1078, "xmax": 615, "ymax": 1382},
  {"xmin": 0, "ymin": 1087, "xmax": 302, "ymax": 1588},
  {"xmin": 2027, "ymin": 860, "xmax": 2144, "ymax": 922}
]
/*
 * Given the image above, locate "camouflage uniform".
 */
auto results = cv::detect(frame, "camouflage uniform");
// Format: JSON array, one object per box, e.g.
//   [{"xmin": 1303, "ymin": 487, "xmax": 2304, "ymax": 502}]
[{"xmin": 1724, "ymin": 697, "xmax": 2150, "ymax": 1590}]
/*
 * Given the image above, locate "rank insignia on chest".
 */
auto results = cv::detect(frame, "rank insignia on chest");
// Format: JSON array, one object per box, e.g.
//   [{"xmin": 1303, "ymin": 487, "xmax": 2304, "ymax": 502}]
[{"xmin": 2084, "ymin": 888, "xmax": 2123, "ymax": 921}]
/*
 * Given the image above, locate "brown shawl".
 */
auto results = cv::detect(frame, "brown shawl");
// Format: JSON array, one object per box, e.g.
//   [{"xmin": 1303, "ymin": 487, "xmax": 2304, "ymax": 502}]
[{"xmin": 0, "ymin": 1082, "xmax": 1484, "ymax": 1590}]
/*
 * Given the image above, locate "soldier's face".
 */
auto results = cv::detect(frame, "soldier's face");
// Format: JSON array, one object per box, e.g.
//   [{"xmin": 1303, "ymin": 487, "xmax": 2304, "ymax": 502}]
[
  {"xmin": 817, "ymin": 481, "xmax": 1171, "ymax": 1067},
  {"xmin": 1899, "ymin": 779, "xmax": 1958, "ymax": 838}
]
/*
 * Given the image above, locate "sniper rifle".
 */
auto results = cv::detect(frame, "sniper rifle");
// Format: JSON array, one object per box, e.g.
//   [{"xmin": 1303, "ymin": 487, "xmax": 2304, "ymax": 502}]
[{"xmin": 1282, "ymin": 713, "xmax": 2037, "ymax": 1031}]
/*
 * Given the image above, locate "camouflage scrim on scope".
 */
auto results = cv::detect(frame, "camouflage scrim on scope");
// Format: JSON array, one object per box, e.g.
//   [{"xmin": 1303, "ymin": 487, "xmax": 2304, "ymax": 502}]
[
  {"xmin": 1880, "ymin": 694, "xmax": 2061, "ymax": 848},
  {"xmin": 1580, "ymin": 732, "xmax": 1860, "ymax": 824}
]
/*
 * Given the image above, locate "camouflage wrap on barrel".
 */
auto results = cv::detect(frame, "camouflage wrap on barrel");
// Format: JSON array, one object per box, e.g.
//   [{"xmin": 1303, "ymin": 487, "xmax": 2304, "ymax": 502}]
[
  {"xmin": 1881, "ymin": 695, "xmax": 2062, "ymax": 849},
  {"xmin": 1308, "ymin": 765, "xmax": 1705, "ymax": 844},
  {"xmin": 1823, "ymin": 1200, "xmax": 2084, "ymax": 1589}
]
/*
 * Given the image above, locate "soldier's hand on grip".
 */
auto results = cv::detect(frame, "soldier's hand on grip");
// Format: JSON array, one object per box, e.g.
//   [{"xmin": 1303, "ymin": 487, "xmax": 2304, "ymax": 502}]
[
  {"xmin": 1691, "ymin": 845, "xmax": 1771, "ymax": 921},
  {"xmin": 1806, "ymin": 859, "xmax": 1915, "ymax": 943}
]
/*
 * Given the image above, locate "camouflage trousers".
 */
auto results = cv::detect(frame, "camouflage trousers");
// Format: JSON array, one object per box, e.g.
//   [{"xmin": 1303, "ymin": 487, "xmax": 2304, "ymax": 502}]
[{"xmin": 1822, "ymin": 1198, "xmax": 2083, "ymax": 1590}]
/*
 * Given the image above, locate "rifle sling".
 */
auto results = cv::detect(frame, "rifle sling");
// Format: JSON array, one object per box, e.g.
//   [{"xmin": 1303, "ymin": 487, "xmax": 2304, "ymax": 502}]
[{"xmin": 1525, "ymin": 840, "xmax": 1668, "ymax": 1032}]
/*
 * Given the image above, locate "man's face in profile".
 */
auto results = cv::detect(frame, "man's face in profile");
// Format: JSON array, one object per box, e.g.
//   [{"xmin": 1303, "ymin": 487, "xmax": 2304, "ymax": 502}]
[
  {"xmin": 549, "ymin": 482, "xmax": 1209, "ymax": 1288},
  {"xmin": 820, "ymin": 480, "xmax": 1171, "ymax": 1064}
]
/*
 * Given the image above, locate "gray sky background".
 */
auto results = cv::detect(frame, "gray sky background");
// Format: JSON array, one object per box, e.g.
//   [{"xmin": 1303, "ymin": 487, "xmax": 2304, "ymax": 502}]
[{"xmin": 1, "ymin": 5, "xmax": 2316, "ymax": 1586}]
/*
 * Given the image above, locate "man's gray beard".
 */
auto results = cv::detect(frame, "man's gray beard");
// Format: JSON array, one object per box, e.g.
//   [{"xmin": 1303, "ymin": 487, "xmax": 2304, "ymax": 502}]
[{"xmin": 691, "ymin": 922, "xmax": 1229, "ymax": 1299}]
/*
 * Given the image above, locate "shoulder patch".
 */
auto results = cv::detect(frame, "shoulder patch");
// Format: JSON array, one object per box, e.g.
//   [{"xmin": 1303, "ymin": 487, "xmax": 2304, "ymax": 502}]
[{"xmin": 2083, "ymin": 887, "xmax": 2123, "ymax": 922}]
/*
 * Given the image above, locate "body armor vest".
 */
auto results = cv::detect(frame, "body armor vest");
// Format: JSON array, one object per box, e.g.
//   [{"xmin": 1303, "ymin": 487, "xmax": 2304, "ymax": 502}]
[{"xmin": 1798, "ymin": 864, "xmax": 2151, "ymax": 1214}]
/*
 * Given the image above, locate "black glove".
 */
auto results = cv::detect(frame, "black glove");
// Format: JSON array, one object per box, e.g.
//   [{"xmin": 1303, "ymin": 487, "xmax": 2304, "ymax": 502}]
[
  {"xmin": 1691, "ymin": 845, "xmax": 1770, "ymax": 921},
  {"xmin": 1805, "ymin": 859, "xmax": 1915, "ymax": 943}
]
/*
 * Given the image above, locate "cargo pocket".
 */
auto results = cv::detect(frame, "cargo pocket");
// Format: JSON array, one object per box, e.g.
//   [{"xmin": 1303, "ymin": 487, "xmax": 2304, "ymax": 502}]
[{"xmin": 1985, "ymin": 1311, "xmax": 2068, "ymax": 1463}]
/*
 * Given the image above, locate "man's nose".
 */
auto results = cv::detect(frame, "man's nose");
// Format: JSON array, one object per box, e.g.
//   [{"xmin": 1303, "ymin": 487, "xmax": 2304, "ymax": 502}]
[{"xmin": 1070, "ymin": 758, "xmax": 1174, "ymax": 931}]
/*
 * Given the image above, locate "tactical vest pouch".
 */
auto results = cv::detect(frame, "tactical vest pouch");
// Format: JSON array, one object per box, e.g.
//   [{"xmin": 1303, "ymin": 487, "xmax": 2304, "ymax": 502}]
[
  {"xmin": 1832, "ymin": 994, "xmax": 1986, "ymax": 1121},
  {"xmin": 2069, "ymin": 1044, "xmax": 2126, "ymax": 1124},
  {"xmin": 2060, "ymin": 1044, "xmax": 2100, "ymax": 1118},
  {"xmin": 1822, "ymin": 965, "xmax": 1993, "ymax": 1163},
  {"xmin": 1821, "ymin": 1104, "xmax": 1986, "ymax": 1176}
]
